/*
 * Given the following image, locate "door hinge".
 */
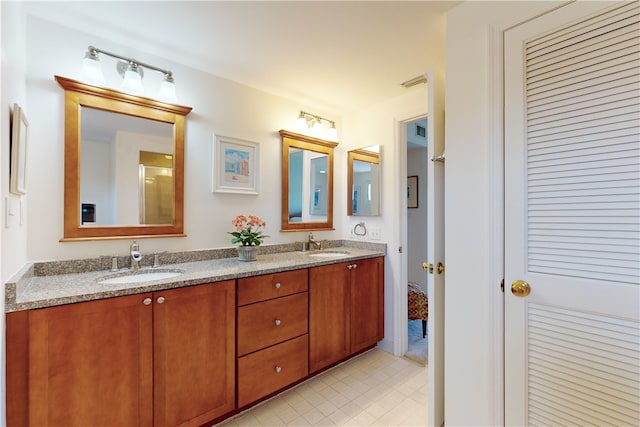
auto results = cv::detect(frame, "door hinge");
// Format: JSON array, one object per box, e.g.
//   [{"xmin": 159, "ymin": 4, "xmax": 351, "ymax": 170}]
[{"xmin": 500, "ymin": 279, "xmax": 504, "ymax": 293}]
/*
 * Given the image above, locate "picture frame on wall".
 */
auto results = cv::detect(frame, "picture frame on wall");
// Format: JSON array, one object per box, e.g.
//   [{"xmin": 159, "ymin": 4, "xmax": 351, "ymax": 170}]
[
  {"xmin": 10, "ymin": 103, "xmax": 29, "ymax": 195},
  {"xmin": 407, "ymin": 175, "xmax": 418, "ymax": 209},
  {"xmin": 212, "ymin": 135, "xmax": 259, "ymax": 194}
]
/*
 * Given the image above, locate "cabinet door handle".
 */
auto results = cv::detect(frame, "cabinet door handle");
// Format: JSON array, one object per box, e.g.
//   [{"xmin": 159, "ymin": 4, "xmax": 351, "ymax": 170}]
[
  {"xmin": 143, "ymin": 297, "xmax": 152, "ymax": 306},
  {"xmin": 274, "ymin": 319, "xmax": 282, "ymax": 326},
  {"xmin": 352, "ymin": 264, "xmax": 358, "ymax": 269},
  {"xmin": 274, "ymin": 282, "xmax": 281, "ymax": 289},
  {"xmin": 347, "ymin": 264, "xmax": 353, "ymax": 270},
  {"xmin": 156, "ymin": 296, "xmax": 165, "ymax": 304},
  {"xmin": 274, "ymin": 366, "xmax": 282, "ymax": 373}
]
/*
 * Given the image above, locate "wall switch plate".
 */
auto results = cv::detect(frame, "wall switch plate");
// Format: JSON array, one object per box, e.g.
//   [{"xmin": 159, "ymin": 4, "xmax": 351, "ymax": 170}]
[
  {"xmin": 5, "ymin": 197, "xmax": 18, "ymax": 229},
  {"xmin": 369, "ymin": 226, "xmax": 381, "ymax": 240}
]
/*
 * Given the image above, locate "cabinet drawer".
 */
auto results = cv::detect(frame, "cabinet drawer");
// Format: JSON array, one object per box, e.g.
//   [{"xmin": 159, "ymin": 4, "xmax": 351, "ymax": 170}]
[
  {"xmin": 237, "ymin": 293, "xmax": 308, "ymax": 356},
  {"xmin": 237, "ymin": 334, "xmax": 308, "ymax": 408},
  {"xmin": 238, "ymin": 269, "xmax": 308, "ymax": 306}
]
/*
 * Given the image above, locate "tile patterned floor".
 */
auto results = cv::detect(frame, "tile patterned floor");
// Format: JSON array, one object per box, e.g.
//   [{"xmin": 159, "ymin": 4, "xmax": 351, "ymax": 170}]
[{"xmin": 214, "ymin": 349, "xmax": 428, "ymax": 427}]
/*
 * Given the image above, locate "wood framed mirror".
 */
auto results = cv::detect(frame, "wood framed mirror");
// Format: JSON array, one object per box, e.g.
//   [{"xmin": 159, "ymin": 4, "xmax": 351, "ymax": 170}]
[
  {"xmin": 56, "ymin": 76, "xmax": 192, "ymax": 241},
  {"xmin": 347, "ymin": 146, "xmax": 381, "ymax": 216},
  {"xmin": 280, "ymin": 130, "xmax": 338, "ymax": 231}
]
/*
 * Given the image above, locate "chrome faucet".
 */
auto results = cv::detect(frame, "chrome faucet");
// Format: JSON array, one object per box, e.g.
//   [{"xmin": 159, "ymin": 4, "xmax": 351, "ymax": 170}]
[
  {"xmin": 308, "ymin": 232, "xmax": 323, "ymax": 250},
  {"xmin": 130, "ymin": 240, "xmax": 142, "ymax": 270}
]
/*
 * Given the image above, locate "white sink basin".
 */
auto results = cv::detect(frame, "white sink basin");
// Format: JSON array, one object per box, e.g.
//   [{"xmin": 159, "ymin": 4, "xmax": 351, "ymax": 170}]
[
  {"xmin": 306, "ymin": 251, "xmax": 351, "ymax": 258},
  {"xmin": 98, "ymin": 269, "xmax": 185, "ymax": 284}
]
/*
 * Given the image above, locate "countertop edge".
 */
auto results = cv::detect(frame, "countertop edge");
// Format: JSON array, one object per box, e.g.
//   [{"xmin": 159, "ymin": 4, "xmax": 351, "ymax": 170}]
[{"xmin": 6, "ymin": 245, "xmax": 385, "ymax": 313}]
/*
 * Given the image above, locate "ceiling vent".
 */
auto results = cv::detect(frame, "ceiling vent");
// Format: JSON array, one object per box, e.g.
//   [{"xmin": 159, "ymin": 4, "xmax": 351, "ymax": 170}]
[{"xmin": 401, "ymin": 74, "xmax": 427, "ymax": 88}]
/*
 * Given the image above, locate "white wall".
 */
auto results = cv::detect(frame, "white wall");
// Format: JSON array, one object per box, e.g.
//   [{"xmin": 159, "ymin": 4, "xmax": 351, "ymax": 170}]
[
  {"xmin": 445, "ymin": 1, "xmax": 564, "ymax": 425},
  {"xmin": 1, "ymin": 5, "xmax": 28, "ymax": 282},
  {"xmin": 23, "ymin": 15, "xmax": 343, "ymax": 262},
  {"xmin": 1, "ymin": 2, "xmax": 28, "ymax": 424},
  {"xmin": 342, "ymin": 86, "xmax": 428, "ymax": 354},
  {"xmin": 81, "ymin": 139, "xmax": 115, "ymax": 225}
]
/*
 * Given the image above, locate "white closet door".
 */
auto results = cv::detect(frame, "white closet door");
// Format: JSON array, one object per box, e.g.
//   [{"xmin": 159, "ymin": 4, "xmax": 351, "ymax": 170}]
[{"xmin": 505, "ymin": 2, "xmax": 640, "ymax": 425}]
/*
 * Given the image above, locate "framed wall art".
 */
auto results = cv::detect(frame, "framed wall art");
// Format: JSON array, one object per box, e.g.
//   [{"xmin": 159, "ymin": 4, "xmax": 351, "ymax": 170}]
[
  {"xmin": 407, "ymin": 175, "xmax": 418, "ymax": 209},
  {"xmin": 10, "ymin": 103, "xmax": 29, "ymax": 195},
  {"xmin": 212, "ymin": 135, "xmax": 259, "ymax": 194}
]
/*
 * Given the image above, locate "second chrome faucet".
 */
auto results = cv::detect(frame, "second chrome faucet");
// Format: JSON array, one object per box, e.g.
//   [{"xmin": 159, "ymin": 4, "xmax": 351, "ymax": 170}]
[
  {"xmin": 130, "ymin": 240, "xmax": 142, "ymax": 270},
  {"xmin": 306, "ymin": 232, "xmax": 323, "ymax": 251}
]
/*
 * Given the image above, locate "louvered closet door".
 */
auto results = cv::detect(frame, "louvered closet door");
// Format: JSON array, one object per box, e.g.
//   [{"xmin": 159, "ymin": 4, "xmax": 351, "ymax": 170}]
[{"xmin": 505, "ymin": 2, "xmax": 640, "ymax": 425}]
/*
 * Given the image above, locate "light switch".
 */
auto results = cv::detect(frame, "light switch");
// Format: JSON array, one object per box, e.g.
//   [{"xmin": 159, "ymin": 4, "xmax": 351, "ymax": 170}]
[
  {"xmin": 370, "ymin": 226, "xmax": 381, "ymax": 240},
  {"xmin": 5, "ymin": 197, "xmax": 18, "ymax": 228}
]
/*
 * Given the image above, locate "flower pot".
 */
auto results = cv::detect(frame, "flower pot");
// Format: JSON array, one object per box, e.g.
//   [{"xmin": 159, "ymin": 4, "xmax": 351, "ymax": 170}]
[{"xmin": 236, "ymin": 245, "xmax": 258, "ymax": 261}]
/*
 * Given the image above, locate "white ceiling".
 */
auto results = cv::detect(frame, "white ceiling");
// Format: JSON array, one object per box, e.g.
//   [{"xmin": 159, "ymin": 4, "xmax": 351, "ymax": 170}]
[{"xmin": 25, "ymin": 1, "xmax": 459, "ymax": 114}]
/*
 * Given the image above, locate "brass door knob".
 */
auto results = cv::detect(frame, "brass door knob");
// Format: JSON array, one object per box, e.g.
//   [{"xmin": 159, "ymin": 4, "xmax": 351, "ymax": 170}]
[
  {"xmin": 511, "ymin": 280, "xmax": 531, "ymax": 297},
  {"xmin": 436, "ymin": 262, "xmax": 445, "ymax": 274},
  {"xmin": 423, "ymin": 262, "xmax": 433, "ymax": 274}
]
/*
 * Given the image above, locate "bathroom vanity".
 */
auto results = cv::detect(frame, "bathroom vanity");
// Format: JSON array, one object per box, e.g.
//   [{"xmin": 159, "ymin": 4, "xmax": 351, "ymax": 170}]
[{"xmin": 5, "ymin": 243, "xmax": 384, "ymax": 427}]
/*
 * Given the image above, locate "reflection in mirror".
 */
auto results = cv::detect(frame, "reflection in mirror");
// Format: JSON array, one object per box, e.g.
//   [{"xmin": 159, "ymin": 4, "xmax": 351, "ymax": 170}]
[
  {"xmin": 138, "ymin": 151, "xmax": 174, "ymax": 224},
  {"xmin": 80, "ymin": 108, "xmax": 174, "ymax": 225},
  {"xmin": 56, "ymin": 75, "xmax": 192, "ymax": 240},
  {"xmin": 280, "ymin": 130, "xmax": 338, "ymax": 231},
  {"xmin": 348, "ymin": 146, "xmax": 381, "ymax": 216}
]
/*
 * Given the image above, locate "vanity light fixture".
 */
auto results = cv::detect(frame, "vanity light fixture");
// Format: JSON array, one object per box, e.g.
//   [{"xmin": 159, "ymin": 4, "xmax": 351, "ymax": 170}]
[
  {"xmin": 294, "ymin": 111, "xmax": 338, "ymax": 142},
  {"xmin": 79, "ymin": 45, "xmax": 178, "ymax": 103}
]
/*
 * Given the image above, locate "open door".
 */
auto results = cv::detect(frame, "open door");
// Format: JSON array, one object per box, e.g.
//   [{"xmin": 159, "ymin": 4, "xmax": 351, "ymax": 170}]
[{"xmin": 427, "ymin": 68, "xmax": 445, "ymax": 427}]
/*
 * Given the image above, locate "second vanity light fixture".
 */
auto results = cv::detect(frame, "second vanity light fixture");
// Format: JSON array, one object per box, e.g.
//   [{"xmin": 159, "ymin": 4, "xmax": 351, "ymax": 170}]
[
  {"xmin": 79, "ymin": 45, "xmax": 178, "ymax": 103},
  {"xmin": 295, "ymin": 111, "xmax": 338, "ymax": 142}
]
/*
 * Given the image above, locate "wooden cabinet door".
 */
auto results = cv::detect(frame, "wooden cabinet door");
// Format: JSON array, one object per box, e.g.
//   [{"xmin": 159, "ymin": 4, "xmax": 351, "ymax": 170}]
[
  {"xmin": 309, "ymin": 262, "xmax": 350, "ymax": 373},
  {"xmin": 153, "ymin": 281, "xmax": 236, "ymax": 427},
  {"xmin": 350, "ymin": 257, "xmax": 384, "ymax": 354},
  {"xmin": 28, "ymin": 293, "xmax": 154, "ymax": 427}
]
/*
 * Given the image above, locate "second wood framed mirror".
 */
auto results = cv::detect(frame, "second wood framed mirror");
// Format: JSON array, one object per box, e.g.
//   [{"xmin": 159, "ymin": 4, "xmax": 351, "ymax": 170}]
[
  {"xmin": 348, "ymin": 146, "xmax": 381, "ymax": 216},
  {"xmin": 280, "ymin": 130, "xmax": 338, "ymax": 231}
]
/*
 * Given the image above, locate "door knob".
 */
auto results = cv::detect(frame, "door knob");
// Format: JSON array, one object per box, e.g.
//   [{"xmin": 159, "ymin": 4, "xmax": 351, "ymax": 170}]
[
  {"xmin": 436, "ymin": 262, "xmax": 445, "ymax": 275},
  {"xmin": 511, "ymin": 280, "xmax": 531, "ymax": 297},
  {"xmin": 423, "ymin": 262, "xmax": 433, "ymax": 274}
]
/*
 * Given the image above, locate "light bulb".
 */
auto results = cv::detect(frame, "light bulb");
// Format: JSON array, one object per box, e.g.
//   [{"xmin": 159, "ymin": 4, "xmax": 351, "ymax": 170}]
[
  {"xmin": 295, "ymin": 113, "xmax": 308, "ymax": 132},
  {"xmin": 312, "ymin": 118, "xmax": 324, "ymax": 137},
  {"xmin": 157, "ymin": 74, "xmax": 178, "ymax": 103},
  {"xmin": 326, "ymin": 123, "xmax": 338, "ymax": 141},
  {"xmin": 79, "ymin": 49, "xmax": 105, "ymax": 86},
  {"xmin": 121, "ymin": 63, "xmax": 144, "ymax": 95}
]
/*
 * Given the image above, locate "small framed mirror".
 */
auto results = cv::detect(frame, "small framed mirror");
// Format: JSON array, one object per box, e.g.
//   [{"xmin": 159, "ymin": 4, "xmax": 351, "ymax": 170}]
[
  {"xmin": 56, "ymin": 76, "xmax": 192, "ymax": 240},
  {"xmin": 348, "ymin": 145, "xmax": 381, "ymax": 216},
  {"xmin": 280, "ymin": 130, "xmax": 338, "ymax": 231}
]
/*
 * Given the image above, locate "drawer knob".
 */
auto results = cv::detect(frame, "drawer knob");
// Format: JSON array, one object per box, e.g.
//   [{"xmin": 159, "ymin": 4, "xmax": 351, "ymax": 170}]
[
  {"xmin": 274, "ymin": 282, "xmax": 281, "ymax": 289},
  {"xmin": 275, "ymin": 366, "xmax": 282, "ymax": 373},
  {"xmin": 274, "ymin": 319, "xmax": 282, "ymax": 326}
]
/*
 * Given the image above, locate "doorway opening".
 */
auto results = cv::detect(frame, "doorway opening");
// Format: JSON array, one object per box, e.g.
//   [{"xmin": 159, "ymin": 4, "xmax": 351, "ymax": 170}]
[{"xmin": 405, "ymin": 117, "xmax": 429, "ymax": 365}]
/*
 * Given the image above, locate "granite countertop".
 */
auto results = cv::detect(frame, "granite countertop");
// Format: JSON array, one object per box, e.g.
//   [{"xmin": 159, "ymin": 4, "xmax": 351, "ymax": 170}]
[{"xmin": 5, "ymin": 241, "xmax": 385, "ymax": 312}]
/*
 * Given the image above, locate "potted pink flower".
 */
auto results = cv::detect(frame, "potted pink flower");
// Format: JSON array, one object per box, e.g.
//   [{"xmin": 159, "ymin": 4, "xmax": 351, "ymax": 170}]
[{"xmin": 228, "ymin": 214, "xmax": 269, "ymax": 261}]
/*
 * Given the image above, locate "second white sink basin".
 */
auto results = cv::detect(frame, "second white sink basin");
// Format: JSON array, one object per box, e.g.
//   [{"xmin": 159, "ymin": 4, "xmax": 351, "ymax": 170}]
[
  {"xmin": 98, "ymin": 269, "xmax": 185, "ymax": 284},
  {"xmin": 306, "ymin": 251, "xmax": 351, "ymax": 258}
]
